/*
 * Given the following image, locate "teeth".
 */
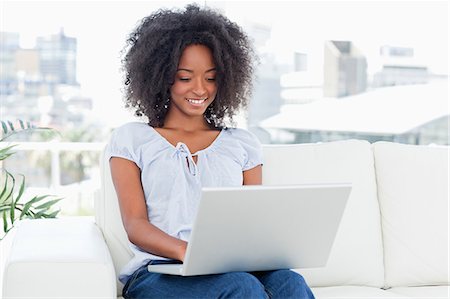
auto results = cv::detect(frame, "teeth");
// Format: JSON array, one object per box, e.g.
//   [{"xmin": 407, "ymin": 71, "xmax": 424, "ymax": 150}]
[{"xmin": 187, "ymin": 98, "xmax": 207, "ymax": 104}]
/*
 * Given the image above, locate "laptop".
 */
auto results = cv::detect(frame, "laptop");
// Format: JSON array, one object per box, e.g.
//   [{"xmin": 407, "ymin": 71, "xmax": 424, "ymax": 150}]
[{"xmin": 147, "ymin": 183, "xmax": 351, "ymax": 276}]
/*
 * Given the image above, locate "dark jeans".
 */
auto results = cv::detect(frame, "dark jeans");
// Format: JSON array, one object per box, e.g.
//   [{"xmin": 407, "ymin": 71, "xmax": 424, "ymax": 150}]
[{"xmin": 123, "ymin": 261, "xmax": 315, "ymax": 299}]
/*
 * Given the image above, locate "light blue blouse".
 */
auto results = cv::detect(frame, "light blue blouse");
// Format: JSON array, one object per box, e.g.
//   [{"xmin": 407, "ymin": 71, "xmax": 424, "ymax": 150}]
[{"xmin": 105, "ymin": 122, "xmax": 263, "ymax": 283}]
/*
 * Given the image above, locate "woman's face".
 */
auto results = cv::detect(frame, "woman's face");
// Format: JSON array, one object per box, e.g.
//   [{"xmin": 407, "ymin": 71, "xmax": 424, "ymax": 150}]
[{"xmin": 169, "ymin": 44, "xmax": 217, "ymax": 119}]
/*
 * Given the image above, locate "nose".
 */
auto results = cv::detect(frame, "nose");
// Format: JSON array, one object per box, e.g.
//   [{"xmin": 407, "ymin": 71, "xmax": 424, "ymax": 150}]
[{"xmin": 192, "ymin": 78, "xmax": 207, "ymax": 96}]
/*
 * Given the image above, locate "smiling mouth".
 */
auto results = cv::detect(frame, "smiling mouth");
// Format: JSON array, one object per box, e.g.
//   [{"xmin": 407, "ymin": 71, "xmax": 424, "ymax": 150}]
[{"xmin": 186, "ymin": 98, "xmax": 208, "ymax": 105}]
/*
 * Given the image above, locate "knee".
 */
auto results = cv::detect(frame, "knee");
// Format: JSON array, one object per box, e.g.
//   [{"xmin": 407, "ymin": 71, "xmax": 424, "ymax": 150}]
[
  {"xmin": 285, "ymin": 270, "xmax": 311, "ymax": 291},
  {"xmin": 266, "ymin": 270, "xmax": 314, "ymax": 298},
  {"xmin": 281, "ymin": 269, "xmax": 307, "ymax": 284},
  {"xmin": 220, "ymin": 272, "xmax": 267, "ymax": 298}
]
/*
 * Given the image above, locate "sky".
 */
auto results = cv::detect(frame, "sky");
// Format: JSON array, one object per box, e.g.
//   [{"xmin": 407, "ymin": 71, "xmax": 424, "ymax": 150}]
[{"xmin": 1, "ymin": 0, "xmax": 448, "ymax": 127}]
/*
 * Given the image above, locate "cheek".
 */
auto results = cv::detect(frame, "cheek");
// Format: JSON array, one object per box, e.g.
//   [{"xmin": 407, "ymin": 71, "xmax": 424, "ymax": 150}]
[
  {"xmin": 207, "ymin": 85, "xmax": 218, "ymax": 98},
  {"xmin": 170, "ymin": 83, "xmax": 187, "ymax": 98}
]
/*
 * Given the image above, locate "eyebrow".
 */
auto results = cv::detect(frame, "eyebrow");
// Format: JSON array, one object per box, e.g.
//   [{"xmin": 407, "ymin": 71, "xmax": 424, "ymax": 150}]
[{"xmin": 176, "ymin": 68, "xmax": 216, "ymax": 73}]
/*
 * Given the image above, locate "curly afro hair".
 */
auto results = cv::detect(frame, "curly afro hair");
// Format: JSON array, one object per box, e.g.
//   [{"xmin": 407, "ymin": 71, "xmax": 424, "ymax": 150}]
[{"xmin": 122, "ymin": 4, "xmax": 255, "ymax": 128}]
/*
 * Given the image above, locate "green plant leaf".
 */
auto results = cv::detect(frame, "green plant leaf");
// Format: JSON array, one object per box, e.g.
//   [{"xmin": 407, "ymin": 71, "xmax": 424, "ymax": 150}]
[
  {"xmin": 0, "ymin": 170, "xmax": 15, "ymax": 204},
  {"xmin": 34, "ymin": 198, "xmax": 62, "ymax": 210},
  {"xmin": 26, "ymin": 194, "xmax": 54, "ymax": 206},
  {"xmin": 9, "ymin": 174, "xmax": 25, "ymax": 223},
  {"xmin": 9, "ymin": 200, "xmax": 15, "ymax": 224},
  {"xmin": 0, "ymin": 206, "xmax": 11, "ymax": 213},
  {"xmin": 2, "ymin": 210, "xmax": 8, "ymax": 233},
  {"xmin": 1, "ymin": 120, "xmax": 9, "ymax": 134},
  {"xmin": 33, "ymin": 210, "xmax": 47, "ymax": 218},
  {"xmin": 19, "ymin": 195, "xmax": 48, "ymax": 218},
  {"xmin": 0, "ymin": 119, "xmax": 50, "ymax": 142},
  {"xmin": 42, "ymin": 209, "xmax": 60, "ymax": 218},
  {"xmin": 0, "ymin": 144, "xmax": 17, "ymax": 161},
  {"xmin": 7, "ymin": 120, "xmax": 14, "ymax": 132},
  {"xmin": 0, "ymin": 119, "xmax": 62, "ymax": 239},
  {"xmin": 14, "ymin": 175, "xmax": 25, "ymax": 203},
  {"xmin": 0, "ymin": 170, "xmax": 10, "ymax": 202},
  {"xmin": 19, "ymin": 200, "xmax": 34, "ymax": 219}
]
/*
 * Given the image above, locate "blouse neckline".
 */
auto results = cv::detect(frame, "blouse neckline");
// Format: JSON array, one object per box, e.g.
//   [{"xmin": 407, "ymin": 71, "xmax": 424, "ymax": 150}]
[{"xmin": 148, "ymin": 126, "xmax": 225, "ymax": 156}]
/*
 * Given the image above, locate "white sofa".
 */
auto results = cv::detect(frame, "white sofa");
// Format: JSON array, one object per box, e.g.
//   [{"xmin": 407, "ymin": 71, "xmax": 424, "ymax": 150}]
[{"xmin": 2, "ymin": 140, "xmax": 449, "ymax": 298}]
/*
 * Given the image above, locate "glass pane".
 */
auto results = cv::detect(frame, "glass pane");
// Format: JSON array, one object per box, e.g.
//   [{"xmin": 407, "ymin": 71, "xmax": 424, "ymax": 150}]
[{"xmin": 1, "ymin": 1, "xmax": 448, "ymax": 217}]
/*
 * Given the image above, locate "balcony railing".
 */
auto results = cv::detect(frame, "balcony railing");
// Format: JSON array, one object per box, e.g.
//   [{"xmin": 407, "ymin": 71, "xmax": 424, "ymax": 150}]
[{"xmin": 0, "ymin": 141, "xmax": 106, "ymax": 215}]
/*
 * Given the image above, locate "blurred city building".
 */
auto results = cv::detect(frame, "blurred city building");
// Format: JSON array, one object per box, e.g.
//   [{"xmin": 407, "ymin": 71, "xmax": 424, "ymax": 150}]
[
  {"xmin": 1, "ymin": 30, "xmax": 100, "ymax": 203},
  {"xmin": 323, "ymin": 40, "xmax": 367, "ymax": 97},
  {"xmin": 260, "ymin": 80, "xmax": 449, "ymax": 145},
  {"xmin": 0, "ymin": 29, "xmax": 93, "ymax": 130},
  {"xmin": 256, "ymin": 41, "xmax": 448, "ymax": 145},
  {"xmin": 280, "ymin": 51, "xmax": 323, "ymax": 105},
  {"xmin": 294, "ymin": 52, "xmax": 307, "ymax": 72},
  {"xmin": 372, "ymin": 45, "xmax": 429, "ymax": 87},
  {"xmin": 36, "ymin": 28, "xmax": 77, "ymax": 86},
  {"xmin": 0, "ymin": 32, "xmax": 21, "ymax": 95},
  {"xmin": 243, "ymin": 22, "xmax": 283, "ymax": 143}
]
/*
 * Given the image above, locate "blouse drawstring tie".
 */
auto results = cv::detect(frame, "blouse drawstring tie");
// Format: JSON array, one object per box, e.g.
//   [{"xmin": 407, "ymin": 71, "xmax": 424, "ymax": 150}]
[{"xmin": 176, "ymin": 142, "xmax": 198, "ymax": 176}]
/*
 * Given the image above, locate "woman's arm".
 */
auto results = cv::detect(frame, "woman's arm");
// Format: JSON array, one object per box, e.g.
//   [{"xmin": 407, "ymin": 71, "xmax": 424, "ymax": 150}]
[
  {"xmin": 243, "ymin": 165, "xmax": 262, "ymax": 185},
  {"xmin": 109, "ymin": 157, "xmax": 187, "ymax": 261}
]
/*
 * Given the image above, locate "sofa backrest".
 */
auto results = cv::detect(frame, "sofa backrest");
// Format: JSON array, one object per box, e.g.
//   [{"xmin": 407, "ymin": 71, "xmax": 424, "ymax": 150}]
[
  {"xmin": 97, "ymin": 148, "xmax": 133, "ymax": 295},
  {"xmin": 373, "ymin": 142, "xmax": 449, "ymax": 288},
  {"xmin": 97, "ymin": 139, "xmax": 385, "ymax": 294},
  {"xmin": 262, "ymin": 139, "xmax": 384, "ymax": 287}
]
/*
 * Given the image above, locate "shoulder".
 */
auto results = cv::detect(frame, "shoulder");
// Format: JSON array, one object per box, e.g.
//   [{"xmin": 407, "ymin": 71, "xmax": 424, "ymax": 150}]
[
  {"xmin": 112, "ymin": 122, "xmax": 151, "ymax": 135},
  {"xmin": 223, "ymin": 127, "xmax": 261, "ymax": 146},
  {"xmin": 110, "ymin": 122, "xmax": 153, "ymax": 142},
  {"xmin": 106, "ymin": 122, "xmax": 159, "ymax": 165},
  {"xmin": 108, "ymin": 122, "xmax": 156, "ymax": 150},
  {"xmin": 221, "ymin": 127, "xmax": 263, "ymax": 170}
]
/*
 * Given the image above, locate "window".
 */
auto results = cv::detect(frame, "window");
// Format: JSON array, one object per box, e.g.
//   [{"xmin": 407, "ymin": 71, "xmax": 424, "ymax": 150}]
[{"xmin": 1, "ymin": 1, "xmax": 448, "ymax": 216}]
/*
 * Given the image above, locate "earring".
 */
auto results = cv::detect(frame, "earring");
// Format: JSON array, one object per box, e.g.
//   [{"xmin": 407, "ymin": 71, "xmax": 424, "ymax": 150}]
[{"xmin": 164, "ymin": 98, "xmax": 170, "ymax": 109}]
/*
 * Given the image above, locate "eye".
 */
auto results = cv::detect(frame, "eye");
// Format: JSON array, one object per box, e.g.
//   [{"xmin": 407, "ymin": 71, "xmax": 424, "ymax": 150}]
[
  {"xmin": 179, "ymin": 78, "xmax": 191, "ymax": 82},
  {"xmin": 207, "ymin": 77, "xmax": 216, "ymax": 82}
]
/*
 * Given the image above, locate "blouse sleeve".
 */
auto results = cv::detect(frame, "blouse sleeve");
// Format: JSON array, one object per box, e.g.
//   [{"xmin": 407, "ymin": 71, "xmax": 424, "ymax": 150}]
[
  {"xmin": 104, "ymin": 123, "xmax": 140, "ymax": 166},
  {"xmin": 234, "ymin": 128, "xmax": 264, "ymax": 171}
]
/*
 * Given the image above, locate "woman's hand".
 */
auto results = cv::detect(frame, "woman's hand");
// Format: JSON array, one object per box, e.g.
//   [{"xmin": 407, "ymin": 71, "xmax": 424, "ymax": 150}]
[{"xmin": 176, "ymin": 241, "xmax": 188, "ymax": 262}]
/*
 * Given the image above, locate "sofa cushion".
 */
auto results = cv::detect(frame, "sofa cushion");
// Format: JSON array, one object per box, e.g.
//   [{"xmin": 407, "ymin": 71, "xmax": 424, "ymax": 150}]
[
  {"xmin": 311, "ymin": 286, "xmax": 405, "ymax": 298},
  {"xmin": 373, "ymin": 142, "xmax": 449, "ymax": 287},
  {"xmin": 387, "ymin": 286, "xmax": 450, "ymax": 298},
  {"xmin": 262, "ymin": 139, "xmax": 384, "ymax": 287},
  {"xmin": 2, "ymin": 218, "xmax": 116, "ymax": 298}
]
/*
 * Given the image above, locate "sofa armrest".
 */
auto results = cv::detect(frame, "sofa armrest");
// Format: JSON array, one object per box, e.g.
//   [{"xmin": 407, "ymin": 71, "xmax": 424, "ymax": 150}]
[{"xmin": 2, "ymin": 218, "xmax": 117, "ymax": 299}]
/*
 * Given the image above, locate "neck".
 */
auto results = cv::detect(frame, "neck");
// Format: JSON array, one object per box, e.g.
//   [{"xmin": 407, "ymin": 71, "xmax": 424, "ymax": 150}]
[{"xmin": 163, "ymin": 111, "xmax": 211, "ymax": 132}]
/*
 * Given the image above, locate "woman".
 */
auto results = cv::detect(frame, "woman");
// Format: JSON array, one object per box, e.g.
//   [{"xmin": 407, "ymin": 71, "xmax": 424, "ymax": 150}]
[{"xmin": 107, "ymin": 4, "xmax": 315, "ymax": 299}]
